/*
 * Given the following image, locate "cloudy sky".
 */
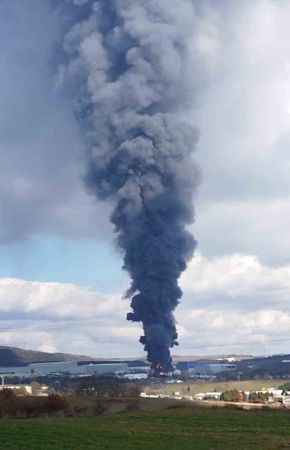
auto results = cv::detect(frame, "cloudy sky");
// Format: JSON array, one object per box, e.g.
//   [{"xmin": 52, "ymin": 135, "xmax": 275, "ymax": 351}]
[{"xmin": 1, "ymin": 0, "xmax": 290, "ymax": 358}]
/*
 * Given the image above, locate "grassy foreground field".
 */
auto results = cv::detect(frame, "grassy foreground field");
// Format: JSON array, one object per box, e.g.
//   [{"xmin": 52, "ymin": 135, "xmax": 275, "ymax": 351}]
[{"xmin": 1, "ymin": 406, "xmax": 290, "ymax": 450}]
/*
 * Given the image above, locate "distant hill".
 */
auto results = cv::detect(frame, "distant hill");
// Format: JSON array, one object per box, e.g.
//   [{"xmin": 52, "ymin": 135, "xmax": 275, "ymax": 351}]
[
  {"xmin": 234, "ymin": 354, "xmax": 290, "ymax": 378},
  {"xmin": 172, "ymin": 354, "xmax": 253, "ymax": 362},
  {"xmin": 0, "ymin": 346, "xmax": 94, "ymax": 367}
]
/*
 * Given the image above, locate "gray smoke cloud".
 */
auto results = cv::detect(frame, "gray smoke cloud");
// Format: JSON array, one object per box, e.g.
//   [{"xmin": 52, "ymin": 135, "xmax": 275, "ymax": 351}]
[{"xmin": 58, "ymin": 0, "xmax": 199, "ymax": 372}]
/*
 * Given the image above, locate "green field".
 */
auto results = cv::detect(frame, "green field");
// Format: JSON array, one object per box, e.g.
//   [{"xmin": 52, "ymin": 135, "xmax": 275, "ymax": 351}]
[
  {"xmin": 146, "ymin": 379, "xmax": 287, "ymax": 397},
  {"xmin": 1, "ymin": 406, "xmax": 290, "ymax": 450}
]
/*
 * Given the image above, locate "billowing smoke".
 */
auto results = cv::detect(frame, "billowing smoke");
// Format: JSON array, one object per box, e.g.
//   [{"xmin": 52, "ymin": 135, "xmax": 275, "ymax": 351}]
[{"xmin": 58, "ymin": 0, "xmax": 199, "ymax": 373}]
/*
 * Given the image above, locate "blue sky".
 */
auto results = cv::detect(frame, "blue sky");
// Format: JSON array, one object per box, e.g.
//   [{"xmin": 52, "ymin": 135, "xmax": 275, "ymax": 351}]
[{"xmin": 0, "ymin": 236, "xmax": 126, "ymax": 292}]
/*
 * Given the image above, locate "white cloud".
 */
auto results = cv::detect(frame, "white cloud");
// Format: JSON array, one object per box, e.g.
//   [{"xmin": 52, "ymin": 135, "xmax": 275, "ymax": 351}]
[
  {"xmin": 195, "ymin": 199, "xmax": 290, "ymax": 265},
  {"xmin": 190, "ymin": 0, "xmax": 290, "ymax": 265},
  {"xmin": 1, "ymin": 252, "xmax": 290, "ymax": 357},
  {"xmin": 176, "ymin": 253, "xmax": 290, "ymax": 354},
  {"xmin": 0, "ymin": 1, "xmax": 112, "ymax": 244},
  {"xmin": 0, "ymin": 278, "xmax": 124, "ymax": 319},
  {"xmin": 0, "ymin": 278, "xmax": 141, "ymax": 357},
  {"xmin": 1, "ymin": 0, "xmax": 290, "ymax": 271},
  {"xmin": 181, "ymin": 253, "xmax": 290, "ymax": 301}
]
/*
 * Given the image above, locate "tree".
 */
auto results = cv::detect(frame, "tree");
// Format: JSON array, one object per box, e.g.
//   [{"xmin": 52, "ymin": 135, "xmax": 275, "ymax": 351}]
[
  {"xmin": 220, "ymin": 390, "xmax": 244, "ymax": 402},
  {"xmin": 249, "ymin": 392, "xmax": 269, "ymax": 403},
  {"xmin": 279, "ymin": 383, "xmax": 290, "ymax": 393}
]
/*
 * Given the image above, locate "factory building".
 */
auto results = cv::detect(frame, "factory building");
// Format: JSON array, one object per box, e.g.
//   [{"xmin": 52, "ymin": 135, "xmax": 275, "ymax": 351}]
[{"xmin": 176, "ymin": 361, "xmax": 237, "ymax": 377}]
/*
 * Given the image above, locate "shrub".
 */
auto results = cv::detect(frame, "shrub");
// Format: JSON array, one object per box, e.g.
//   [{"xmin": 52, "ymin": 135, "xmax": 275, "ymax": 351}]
[
  {"xmin": 248, "ymin": 392, "xmax": 270, "ymax": 403},
  {"xmin": 0, "ymin": 388, "xmax": 16, "ymax": 401},
  {"xmin": 221, "ymin": 390, "xmax": 245, "ymax": 402},
  {"xmin": 0, "ymin": 389, "xmax": 18, "ymax": 417},
  {"xmin": 279, "ymin": 383, "xmax": 290, "ymax": 392},
  {"xmin": 47, "ymin": 394, "xmax": 68, "ymax": 412},
  {"xmin": 126, "ymin": 400, "xmax": 140, "ymax": 413},
  {"xmin": 94, "ymin": 401, "xmax": 106, "ymax": 416}
]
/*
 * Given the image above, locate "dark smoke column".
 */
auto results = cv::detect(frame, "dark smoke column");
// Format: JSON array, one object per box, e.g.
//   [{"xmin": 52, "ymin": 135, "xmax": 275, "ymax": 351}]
[{"xmin": 61, "ymin": 0, "xmax": 199, "ymax": 374}]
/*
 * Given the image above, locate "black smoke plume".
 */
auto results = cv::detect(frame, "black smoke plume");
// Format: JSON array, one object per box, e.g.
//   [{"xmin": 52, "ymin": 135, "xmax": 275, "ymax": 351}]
[{"xmin": 59, "ymin": 0, "xmax": 199, "ymax": 373}]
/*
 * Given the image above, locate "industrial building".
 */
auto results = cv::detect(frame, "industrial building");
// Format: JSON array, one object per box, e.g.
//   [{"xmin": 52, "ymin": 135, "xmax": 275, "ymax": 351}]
[
  {"xmin": 176, "ymin": 360, "xmax": 237, "ymax": 378},
  {"xmin": 0, "ymin": 361, "xmax": 130, "ymax": 378}
]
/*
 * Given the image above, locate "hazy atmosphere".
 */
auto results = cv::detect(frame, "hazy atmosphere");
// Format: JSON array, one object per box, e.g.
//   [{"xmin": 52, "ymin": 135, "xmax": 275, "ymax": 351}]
[{"xmin": 1, "ymin": 0, "xmax": 290, "ymax": 358}]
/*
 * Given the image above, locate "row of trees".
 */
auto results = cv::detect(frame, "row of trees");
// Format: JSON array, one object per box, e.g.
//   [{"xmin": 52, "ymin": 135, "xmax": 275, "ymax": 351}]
[
  {"xmin": 75, "ymin": 376, "xmax": 141, "ymax": 398},
  {"xmin": 220, "ymin": 389, "xmax": 270, "ymax": 403},
  {"xmin": 0, "ymin": 377, "xmax": 143, "ymax": 418},
  {"xmin": 0, "ymin": 390, "xmax": 69, "ymax": 418}
]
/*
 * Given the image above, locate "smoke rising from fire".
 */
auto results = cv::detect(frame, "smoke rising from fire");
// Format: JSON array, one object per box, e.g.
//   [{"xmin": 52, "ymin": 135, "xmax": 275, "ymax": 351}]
[{"xmin": 59, "ymin": 0, "xmax": 199, "ymax": 372}]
